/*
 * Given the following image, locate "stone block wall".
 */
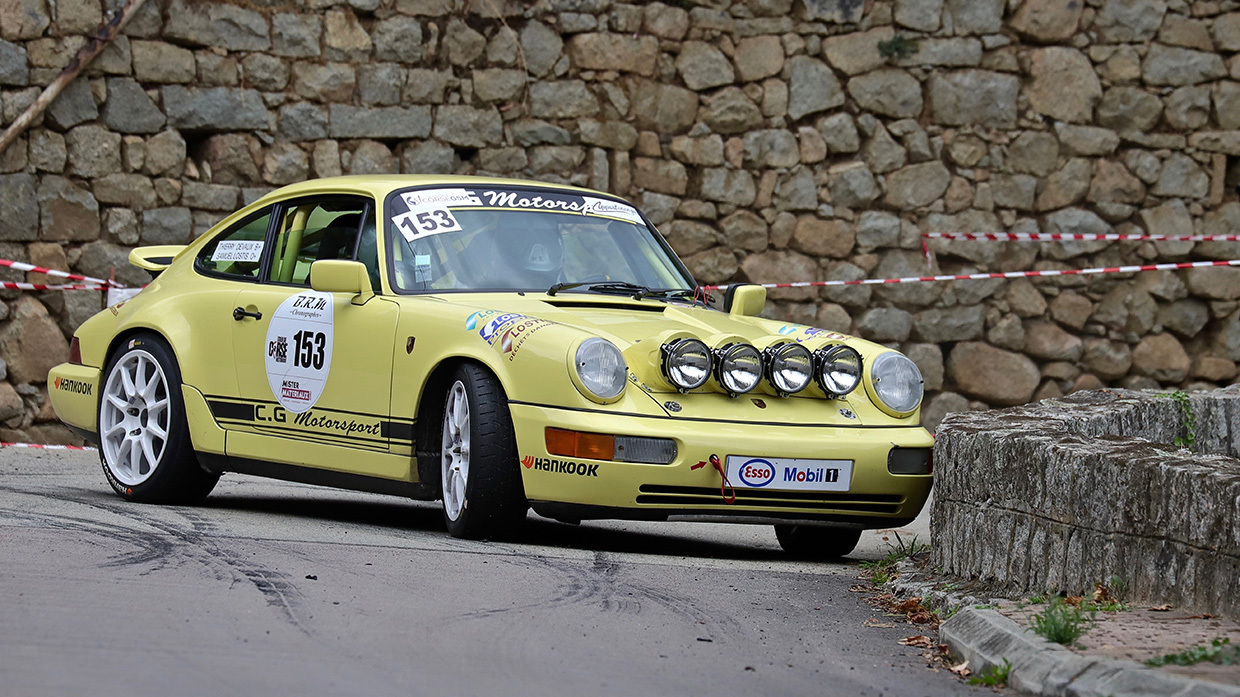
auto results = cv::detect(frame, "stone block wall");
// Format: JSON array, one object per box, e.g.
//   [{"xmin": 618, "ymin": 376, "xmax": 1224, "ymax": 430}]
[
  {"xmin": 932, "ymin": 387, "xmax": 1240, "ymax": 617},
  {"xmin": 1, "ymin": 0, "xmax": 1240, "ymax": 444}
]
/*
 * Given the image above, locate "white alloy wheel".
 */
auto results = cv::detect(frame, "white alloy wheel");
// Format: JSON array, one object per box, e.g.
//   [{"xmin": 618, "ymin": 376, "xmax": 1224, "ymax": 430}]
[
  {"xmin": 441, "ymin": 380, "xmax": 471, "ymax": 521},
  {"xmin": 100, "ymin": 349, "xmax": 171, "ymax": 486}
]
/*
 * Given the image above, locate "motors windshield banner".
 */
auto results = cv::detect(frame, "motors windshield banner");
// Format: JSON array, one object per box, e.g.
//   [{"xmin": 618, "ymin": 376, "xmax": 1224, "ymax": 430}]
[{"xmin": 389, "ymin": 186, "xmax": 646, "ymax": 231}]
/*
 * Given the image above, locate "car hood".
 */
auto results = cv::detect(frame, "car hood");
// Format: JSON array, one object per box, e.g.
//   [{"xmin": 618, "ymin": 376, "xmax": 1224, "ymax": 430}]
[{"xmin": 426, "ymin": 291, "xmax": 894, "ymax": 388}]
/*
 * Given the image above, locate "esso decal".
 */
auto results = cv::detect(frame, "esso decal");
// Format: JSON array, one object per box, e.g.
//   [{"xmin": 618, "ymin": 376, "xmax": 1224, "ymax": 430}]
[
  {"xmin": 264, "ymin": 291, "xmax": 334, "ymax": 413},
  {"xmin": 736, "ymin": 458, "xmax": 776, "ymax": 487}
]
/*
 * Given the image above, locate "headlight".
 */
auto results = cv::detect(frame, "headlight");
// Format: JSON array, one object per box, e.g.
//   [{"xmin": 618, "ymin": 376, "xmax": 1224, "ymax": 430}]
[
  {"xmin": 764, "ymin": 342, "xmax": 812, "ymax": 395},
  {"xmin": 814, "ymin": 345, "xmax": 862, "ymax": 397},
  {"xmin": 714, "ymin": 343, "xmax": 762, "ymax": 396},
  {"xmin": 870, "ymin": 352, "xmax": 923, "ymax": 414},
  {"xmin": 575, "ymin": 338, "xmax": 626, "ymax": 400},
  {"xmin": 661, "ymin": 338, "xmax": 712, "ymax": 391}
]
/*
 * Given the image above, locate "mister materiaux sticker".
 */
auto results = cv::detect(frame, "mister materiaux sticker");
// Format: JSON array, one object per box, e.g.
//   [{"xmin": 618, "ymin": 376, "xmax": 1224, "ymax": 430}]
[{"xmin": 264, "ymin": 291, "xmax": 334, "ymax": 413}]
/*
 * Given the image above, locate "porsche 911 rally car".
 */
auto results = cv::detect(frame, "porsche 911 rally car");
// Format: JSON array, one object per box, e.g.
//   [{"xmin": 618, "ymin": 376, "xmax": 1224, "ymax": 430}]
[{"xmin": 48, "ymin": 175, "xmax": 933, "ymax": 558}]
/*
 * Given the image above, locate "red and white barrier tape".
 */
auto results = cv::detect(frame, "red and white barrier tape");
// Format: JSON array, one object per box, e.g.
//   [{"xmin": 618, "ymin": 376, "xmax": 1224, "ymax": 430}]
[
  {"xmin": 1, "ymin": 282, "xmax": 110, "ymax": 291},
  {"xmin": 1, "ymin": 441, "xmax": 95, "ymax": 451},
  {"xmin": 0, "ymin": 259, "xmax": 122, "ymax": 287},
  {"xmin": 704, "ymin": 259, "xmax": 1240, "ymax": 291},
  {"xmin": 922, "ymin": 232, "xmax": 1240, "ymax": 243}
]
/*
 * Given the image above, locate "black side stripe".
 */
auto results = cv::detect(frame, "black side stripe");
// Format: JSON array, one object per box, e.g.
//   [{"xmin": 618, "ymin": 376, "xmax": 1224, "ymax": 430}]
[{"xmin": 205, "ymin": 397, "xmax": 416, "ymax": 444}]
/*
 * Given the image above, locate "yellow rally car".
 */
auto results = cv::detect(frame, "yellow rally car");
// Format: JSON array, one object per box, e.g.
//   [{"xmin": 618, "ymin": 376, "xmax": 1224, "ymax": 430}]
[{"xmin": 48, "ymin": 175, "xmax": 932, "ymax": 558}]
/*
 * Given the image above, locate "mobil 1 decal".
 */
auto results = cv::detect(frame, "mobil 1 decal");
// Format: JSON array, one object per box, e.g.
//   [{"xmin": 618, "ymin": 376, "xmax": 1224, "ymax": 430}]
[
  {"xmin": 725, "ymin": 456, "xmax": 854, "ymax": 493},
  {"xmin": 265, "ymin": 291, "xmax": 334, "ymax": 413}
]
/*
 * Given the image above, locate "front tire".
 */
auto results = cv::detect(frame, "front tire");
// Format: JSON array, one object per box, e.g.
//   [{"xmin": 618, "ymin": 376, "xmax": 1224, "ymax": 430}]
[
  {"xmin": 439, "ymin": 364, "xmax": 527, "ymax": 539},
  {"xmin": 774, "ymin": 525, "xmax": 862, "ymax": 560},
  {"xmin": 98, "ymin": 334, "xmax": 217, "ymax": 504}
]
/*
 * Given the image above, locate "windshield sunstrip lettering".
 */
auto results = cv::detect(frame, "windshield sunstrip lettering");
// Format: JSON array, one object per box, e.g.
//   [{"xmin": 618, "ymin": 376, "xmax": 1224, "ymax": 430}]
[
  {"xmin": 725, "ymin": 456, "xmax": 853, "ymax": 492},
  {"xmin": 395, "ymin": 187, "xmax": 644, "ymax": 224}
]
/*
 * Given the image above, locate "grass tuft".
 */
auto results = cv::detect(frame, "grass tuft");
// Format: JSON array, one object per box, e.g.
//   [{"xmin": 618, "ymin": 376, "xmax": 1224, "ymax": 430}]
[
  {"xmin": 1147, "ymin": 637, "xmax": 1240, "ymax": 667},
  {"xmin": 1030, "ymin": 597, "xmax": 1095, "ymax": 646},
  {"xmin": 967, "ymin": 658, "xmax": 1011, "ymax": 687}
]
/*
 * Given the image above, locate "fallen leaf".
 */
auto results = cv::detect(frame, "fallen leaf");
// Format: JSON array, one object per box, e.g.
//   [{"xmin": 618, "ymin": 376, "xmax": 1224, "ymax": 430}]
[
  {"xmin": 1064, "ymin": 595, "xmax": 1083, "ymax": 607},
  {"xmin": 899, "ymin": 635, "xmax": 934, "ymax": 648},
  {"xmin": 1148, "ymin": 604, "xmax": 1172, "ymax": 612},
  {"xmin": 948, "ymin": 661, "xmax": 971, "ymax": 677},
  {"xmin": 1185, "ymin": 614, "xmax": 1216, "ymax": 620},
  {"xmin": 863, "ymin": 618, "xmax": 897, "ymax": 628}
]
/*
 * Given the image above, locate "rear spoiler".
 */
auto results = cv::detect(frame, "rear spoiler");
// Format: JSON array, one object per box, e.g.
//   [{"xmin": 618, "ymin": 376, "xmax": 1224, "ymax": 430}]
[{"xmin": 128, "ymin": 245, "xmax": 186, "ymax": 273}]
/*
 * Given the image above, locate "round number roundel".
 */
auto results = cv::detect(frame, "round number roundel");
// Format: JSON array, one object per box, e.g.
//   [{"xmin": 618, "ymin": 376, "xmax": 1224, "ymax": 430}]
[{"xmin": 264, "ymin": 291, "xmax": 334, "ymax": 413}]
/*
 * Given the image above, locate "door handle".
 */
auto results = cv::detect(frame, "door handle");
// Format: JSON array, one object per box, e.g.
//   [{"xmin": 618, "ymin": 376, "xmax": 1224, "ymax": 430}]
[{"xmin": 233, "ymin": 307, "xmax": 262, "ymax": 321}]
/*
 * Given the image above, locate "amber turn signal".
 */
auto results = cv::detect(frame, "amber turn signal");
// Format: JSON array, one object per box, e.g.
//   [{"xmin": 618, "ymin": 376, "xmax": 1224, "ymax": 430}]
[{"xmin": 546, "ymin": 428, "xmax": 615, "ymax": 460}]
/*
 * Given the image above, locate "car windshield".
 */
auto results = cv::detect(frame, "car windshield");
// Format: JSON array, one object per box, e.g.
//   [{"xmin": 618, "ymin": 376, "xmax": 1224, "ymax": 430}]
[{"xmin": 383, "ymin": 185, "xmax": 694, "ymax": 294}]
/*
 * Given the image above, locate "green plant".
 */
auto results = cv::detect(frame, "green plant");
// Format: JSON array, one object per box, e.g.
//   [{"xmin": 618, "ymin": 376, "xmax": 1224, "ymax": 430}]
[
  {"xmin": 1157, "ymin": 390, "xmax": 1197, "ymax": 449},
  {"xmin": 877, "ymin": 35, "xmax": 919, "ymax": 61},
  {"xmin": 967, "ymin": 658, "xmax": 1012, "ymax": 687},
  {"xmin": 1147, "ymin": 638, "xmax": 1240, "ymax": 667},
  {"xmin": 1030, "ymin": 597, "xmax": 1095, "ymax": 646},
  {"xmin": 858, "ymin": 533, "xmax": 929, "ymax": 586}
]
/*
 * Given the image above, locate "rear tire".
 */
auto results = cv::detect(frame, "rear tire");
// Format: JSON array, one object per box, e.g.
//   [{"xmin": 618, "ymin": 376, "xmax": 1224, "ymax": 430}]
[
  {"xmin": 98, "ymin": 334, "xmax": 218, "ymax": 504},
  {"xmin": 439, "ymin": 363, "xmax": 527, "ymax": 539},
  {"xmin": 774, "ymin": 525, "xmax": 861, "ymax": 560}
]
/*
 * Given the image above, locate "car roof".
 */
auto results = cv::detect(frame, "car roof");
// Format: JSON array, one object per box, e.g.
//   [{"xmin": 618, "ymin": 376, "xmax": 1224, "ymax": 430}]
[{"xmin": 254, "ymin": 174, "xmax": 606, "ymax": 205}]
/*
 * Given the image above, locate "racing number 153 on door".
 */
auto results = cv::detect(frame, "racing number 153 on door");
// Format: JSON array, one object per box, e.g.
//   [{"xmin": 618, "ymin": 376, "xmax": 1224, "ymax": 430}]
[{"xmin": 293, "ymin": 330, "xmax": 326, "ymax": 370}]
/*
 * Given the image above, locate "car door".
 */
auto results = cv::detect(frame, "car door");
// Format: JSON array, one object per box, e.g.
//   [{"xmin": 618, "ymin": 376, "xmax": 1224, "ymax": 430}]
[{"xmin": 221, "ymin": 195, "xmax": 408, "ymax": 481}]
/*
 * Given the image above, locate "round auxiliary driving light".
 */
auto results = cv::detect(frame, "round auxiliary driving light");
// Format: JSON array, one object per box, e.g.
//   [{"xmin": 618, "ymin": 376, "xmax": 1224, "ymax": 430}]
[
  {"xmin": 764, "ymin": 343, "xmax": 813, "ymax": 395},
  {"xmin": 715, "ymin": 343, "xmax": 763, "ymax": 396},
  {"xmin": 870, "ymin": 351, "xmax": 924, "ymax": 414},
  {"xmin": 814, "ymin": 345, "xmax": 862, "ymax": 397},
  {"xmin": 661, "ymin": 338, "xmax": 712, "ymax": 391}
]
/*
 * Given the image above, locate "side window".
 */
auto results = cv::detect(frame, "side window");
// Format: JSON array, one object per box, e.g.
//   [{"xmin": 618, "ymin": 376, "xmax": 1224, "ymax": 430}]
[
  {"xmin": 267, "ymin": 199, "xmax": 367, "ymax": 286},
  {"xmin": 195, "ymin": 210, "xmax": 272, "ymax": 280}
]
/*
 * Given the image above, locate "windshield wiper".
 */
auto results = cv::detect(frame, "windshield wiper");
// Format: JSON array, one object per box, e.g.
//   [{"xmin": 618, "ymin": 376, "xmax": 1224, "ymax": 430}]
[
  {"xmin": 632, "ymin": 287, "xmax": 696, "ymax": 301},
  {"xmin": 546, "ymin": 281, "xmax": 650, "ymax": 297}
]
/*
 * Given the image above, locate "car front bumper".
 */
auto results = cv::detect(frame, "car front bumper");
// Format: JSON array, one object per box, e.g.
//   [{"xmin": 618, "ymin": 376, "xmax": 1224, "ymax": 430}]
[{"xmin": 510, "ymin": 403, "xmax": 933, "ymax": 529}]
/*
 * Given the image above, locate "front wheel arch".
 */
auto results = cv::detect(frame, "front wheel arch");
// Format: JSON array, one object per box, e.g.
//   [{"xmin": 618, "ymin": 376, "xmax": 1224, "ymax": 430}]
[{"xmin": 414, "ymin": 357, "xmax": 518, "ymax": 496}]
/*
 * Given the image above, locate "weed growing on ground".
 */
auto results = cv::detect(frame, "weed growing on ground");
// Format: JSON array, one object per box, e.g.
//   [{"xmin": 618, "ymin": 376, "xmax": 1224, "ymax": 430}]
[
  {"xmin": 1147, "ymin": 638, "xmax": 1240, "ymax": 667},
  {"xmin": 858, "ymin": 532, "xmax": 930, "ymax": 586},
  {"xmin": 967, "ymin": 658, "xmax": 1011, "ymax": 687},
  {"xmin": 1030, "ymin": 597, "xmax": 1096, "ymax": 646}
]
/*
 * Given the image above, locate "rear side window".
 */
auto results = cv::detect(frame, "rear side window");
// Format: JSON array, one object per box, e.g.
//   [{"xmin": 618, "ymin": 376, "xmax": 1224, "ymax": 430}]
[{"xmin": 195, "ymin": 210, "xmax": 273, "ymax": 280}]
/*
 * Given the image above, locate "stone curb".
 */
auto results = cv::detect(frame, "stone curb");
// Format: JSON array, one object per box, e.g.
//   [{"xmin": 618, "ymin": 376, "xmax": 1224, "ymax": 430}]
[
  {"xmin": 940, "ymin": 608, "xmax": 1240, "ymax": 697},
  {"xmin": 891, "ymin": 565, "xmax": 1240, "ymax": 697}
]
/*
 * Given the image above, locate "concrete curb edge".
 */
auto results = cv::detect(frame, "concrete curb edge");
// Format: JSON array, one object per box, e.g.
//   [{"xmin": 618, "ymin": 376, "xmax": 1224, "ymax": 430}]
[{"xmin": 890, "ymin": 565, "xmax": 1240, "ymax": 697}]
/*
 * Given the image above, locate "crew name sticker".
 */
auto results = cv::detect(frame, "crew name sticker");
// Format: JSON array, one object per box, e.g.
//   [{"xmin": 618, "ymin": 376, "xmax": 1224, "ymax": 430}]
[
  {"xmin": 264, "ymin": 291, "xmax": 334, "ymax": 413},
  {"xmin": 212, "ymin": 240, "xmax": 264, "ymax": 263}
]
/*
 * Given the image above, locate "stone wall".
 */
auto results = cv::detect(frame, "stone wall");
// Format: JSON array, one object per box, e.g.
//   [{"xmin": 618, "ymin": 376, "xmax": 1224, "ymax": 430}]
[
  {"xmin": 1, "ymin": 0, "xmax": 1240, "ymax": 443},
  {"xmin": 932, "ymin": 387, "xmax": 1240, "ymax": 617}
]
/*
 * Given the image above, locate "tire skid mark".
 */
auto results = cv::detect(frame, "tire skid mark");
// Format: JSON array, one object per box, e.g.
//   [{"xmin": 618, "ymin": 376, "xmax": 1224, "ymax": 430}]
[
  {"xmin": 6, "ymin": 485, "xmax": 311, "ymax": 634},
  {"xmin": 452, "ymin": 550, "xmax": 740, "ymax": 641},
  {"xmin": 85, "ymin": 496, "xmax": 310, "ymax": 633}
]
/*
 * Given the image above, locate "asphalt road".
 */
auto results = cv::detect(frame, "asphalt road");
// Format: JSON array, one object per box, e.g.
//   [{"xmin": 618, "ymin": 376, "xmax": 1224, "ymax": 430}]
[{"xmin": 0, "ymin": 447, "xmax": 980, "ymax": 697}]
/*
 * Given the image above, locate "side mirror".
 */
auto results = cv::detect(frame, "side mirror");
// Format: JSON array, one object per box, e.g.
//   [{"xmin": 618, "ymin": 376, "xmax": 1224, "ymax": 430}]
[
  {"xmin": 310, "ymin": 260, "xmax": 373, "ymax": 301},
  {"xmin": 724, "ymin": 283, "xmax": 766, "ymax": 317}
]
